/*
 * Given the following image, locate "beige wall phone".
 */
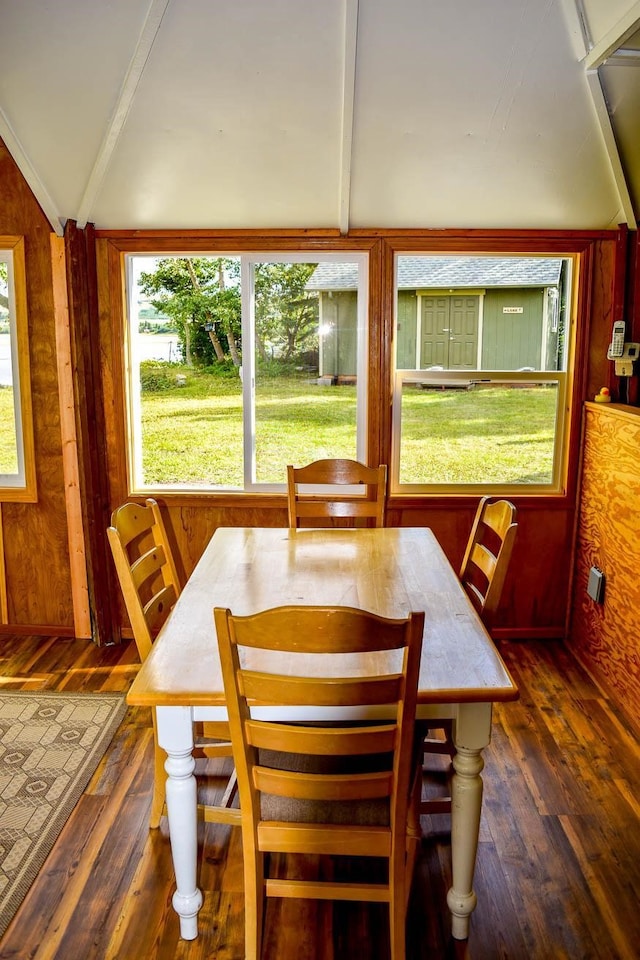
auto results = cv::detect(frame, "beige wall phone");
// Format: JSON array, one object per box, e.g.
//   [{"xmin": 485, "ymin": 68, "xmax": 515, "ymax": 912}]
[{"xmin": 608, "ymin": 321, "xmax": 640, "ymax": 376}]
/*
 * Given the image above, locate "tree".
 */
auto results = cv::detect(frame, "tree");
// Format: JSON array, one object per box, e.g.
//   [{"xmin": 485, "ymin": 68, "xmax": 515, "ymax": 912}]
[
  {"xmin": 254, "ymin": 263, "xmax": 318, "ymax": 362},
  {"xmin": 0, "ymin": 262, "xmax": 8, "ymax": 313},
  {"xmin": 138, "ymin": 257, "xmax": 241, "ymax": 367},
  {"xmin": 137, "ymin": 258, "xmax": 319, "ymax": 370}
]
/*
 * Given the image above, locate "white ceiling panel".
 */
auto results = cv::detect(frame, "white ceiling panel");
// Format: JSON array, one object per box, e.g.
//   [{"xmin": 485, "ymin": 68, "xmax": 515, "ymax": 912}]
[
  {"xmin": 0, "ymin": 0, "xmax": 636, "ymax": 233},
  {"xmin": 89, "ymin": 0, "xmax": 346, "ymax": 228},
  {"xmin": 0, "ymin": 0, "xmax": 151, "ymax": 216},
  {"xmin": 349, "ymin": 0, "xmax": 620, "ymax": 228},
  {"xmin": 582, "ymin": 0, "xmax": 640, "ymax": 43}
]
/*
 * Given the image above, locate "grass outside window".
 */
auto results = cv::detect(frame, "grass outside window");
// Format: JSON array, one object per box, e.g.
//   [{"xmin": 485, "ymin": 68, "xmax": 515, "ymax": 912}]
[
  {"xmin": 0, "ymin": 387, "xmax": 18, "ymax": 474},
  {"xmin": 136, "ymin": 363, "xmax": 559, "ymax": 490}
]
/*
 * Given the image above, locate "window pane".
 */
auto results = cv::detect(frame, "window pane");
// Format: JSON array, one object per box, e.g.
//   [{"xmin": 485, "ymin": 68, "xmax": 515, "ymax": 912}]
[
  {"xmin": 393, "ymin": 252, "xmax": 574, "ymax": 493},
  {"xmin": 0, "ymin": 253, "xmax": 21, "ymax": 480},
  {"xmin": 129, "ymin": 255, "xmax": 244, "ymax": 490},
  {"xmin": 398, "ymin": 380, "xmax": 559, "ymax": 485},
  {"xmin": 252, "ymin": 261, "xmax": 358, "ymax": 484},
  {"xmin": 125, "ymin": 253, "xmax": 366, "ymax": 492},
  {"xmin": 395, "ymin": 255, "xmax": 570, "ymax": 373}
]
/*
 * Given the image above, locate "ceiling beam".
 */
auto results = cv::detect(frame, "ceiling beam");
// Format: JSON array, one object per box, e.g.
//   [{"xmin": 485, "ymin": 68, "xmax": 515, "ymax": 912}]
[
  {"xmin": 338, "ymin": 0, "xmax": 359, "ymax": 236},
  {"xmin": 76, "ymin": 0, "xmax": 171, "ymax": 229},
  {"xmin": 586, "ymin": 69, "xmax": 637, "ymax": 229},
  {"xmin": 583, "ymin": 2, "xmax": 640, "ymax": 68},
  {"xmin": 561, "ymin": 0, "xmax": 638, "ymax": 228}
]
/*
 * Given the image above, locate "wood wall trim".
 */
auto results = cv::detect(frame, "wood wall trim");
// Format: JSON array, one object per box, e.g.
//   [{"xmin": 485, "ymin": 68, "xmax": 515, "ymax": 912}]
[
  {"xmin": 0, "ymin": 505, "xmax": 7, "ymax": 623},
  {"xmin": 65, "ymin": 221, "xmax": 119, "ymax": 645},
  {"xmin": 583, "ymin": 399, "xmax": 640, "ymax": 423},
  {"xmin": 0, "ymin": 624, "xmax": 76, "ymax": 638},
  {"xmin": 50, "ymin": 234, "xmax": 91, "ymax": 639},
  {"xmin": 492, "ymin": 626, "xmax": 565, "ymax": 641},
  {"xmin": 95, "ymin": 227, "xmax": 344, "ymax": 239},
  {"xmin": 94, "ymin": 227, "xmax": 617, "ymax": 242},
  {"xmin": 0, "ymin": 139, "xmax": 75, "ymax": 630}
]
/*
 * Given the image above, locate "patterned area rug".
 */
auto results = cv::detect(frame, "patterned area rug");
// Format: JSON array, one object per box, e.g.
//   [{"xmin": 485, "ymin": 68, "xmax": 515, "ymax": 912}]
[{"xmin": 0, "ymin": 690, "xmax": 127, "ymax": 938}]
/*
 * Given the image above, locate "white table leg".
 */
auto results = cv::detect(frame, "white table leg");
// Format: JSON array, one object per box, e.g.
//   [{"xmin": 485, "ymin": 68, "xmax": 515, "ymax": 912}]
[
  {"xmin": 446, "ymin": 701, "xmax": 492, "ymax": 940},
  {"xmin": 156, "ymin": 705, "xmax": 203, "ymax": 940}
]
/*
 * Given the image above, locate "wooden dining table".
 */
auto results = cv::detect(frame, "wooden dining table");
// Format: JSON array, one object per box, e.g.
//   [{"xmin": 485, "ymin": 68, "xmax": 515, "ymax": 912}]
[{"xmin": 127, "ymin": 525, "xmax": 518, "ymax": 942}]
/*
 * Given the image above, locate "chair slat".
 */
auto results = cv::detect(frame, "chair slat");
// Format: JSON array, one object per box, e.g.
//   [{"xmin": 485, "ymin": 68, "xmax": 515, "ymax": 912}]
[
  {"xmin": 130, "ymin": 544, "xmax": 167, "ymax": 592},
  {"xmin": 253, "ymin": 767, "xmax": 393, "ymax": 801},
  {"xmin": 241, "ymin": 671, "xmax": 404, "ymax": 707},
  {"xmin": 294, "ymin": 499, "xmax": 381, "ymax": 519},
  {"xmin": 142, "ymin": 583, "xmax": 178, "ymax": 632},
  {"xmin": 265, "ymin": 878, "xmax": 390, "ymax": 902},
  {"xmin": 245, "ymin": 720, "xmax": 397, "ymax": 755},
  {"xmin": 257, "ymin": 821, "xmax": 392, "ymax": 857},
  {"xmin": 230, "ymin": 604, "xmax": 414, "ymax": 653},
  {"xmin": 287, "ymin": 459, "xmax": 387, "ymax": 528}
]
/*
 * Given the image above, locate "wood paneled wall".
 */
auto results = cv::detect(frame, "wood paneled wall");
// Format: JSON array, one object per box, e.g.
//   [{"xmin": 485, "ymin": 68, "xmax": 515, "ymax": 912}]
[
  {"xmin": 0, "ymin": 140, "xmax": 75, "ymax": 634},
  {"xmin": 95, "ymin": 231, "xmax": 619, "ymax": 640},
  {"xmin": 0, "ymin": 137, "xmax": 629, "ymax": 644},
  {"xmin": 569, "ymin": 402, "xmax": 640, "ymax": 735}
]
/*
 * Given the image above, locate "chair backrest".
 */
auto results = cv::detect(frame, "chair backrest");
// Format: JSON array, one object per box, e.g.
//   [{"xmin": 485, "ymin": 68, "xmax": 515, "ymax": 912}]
[
  {"xmin": 107, "ymin": 498, "xmax": 181, "ymax": 661},
  {"xmin": 287, "ymin": 458, "xmax": 387, "ymax": 528},
  {"xmin": 459, "ymin": 496, "xmax": 518, "ymax": 627},
  {"xmin": 214, "ymin": 603, "xmax": 424, "ymax": 917}
]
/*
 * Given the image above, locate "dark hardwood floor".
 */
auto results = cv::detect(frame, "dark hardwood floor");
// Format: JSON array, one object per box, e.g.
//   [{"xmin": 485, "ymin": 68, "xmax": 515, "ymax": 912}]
[{"xmin": 0, "ymin": 634, "xmax": 638, "ymax": 960}]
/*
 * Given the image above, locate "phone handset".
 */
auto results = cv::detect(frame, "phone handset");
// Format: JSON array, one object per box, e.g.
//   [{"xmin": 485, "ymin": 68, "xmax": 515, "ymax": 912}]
[{"xmin": 607, "ymin": 320, "xmax": 626, "ymax": 359}]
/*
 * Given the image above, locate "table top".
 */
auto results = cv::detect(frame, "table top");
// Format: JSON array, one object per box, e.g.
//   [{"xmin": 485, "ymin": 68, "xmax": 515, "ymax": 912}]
[{"xmin": 127, "ymin": 526, "xmax": 518, "ymax": 708}]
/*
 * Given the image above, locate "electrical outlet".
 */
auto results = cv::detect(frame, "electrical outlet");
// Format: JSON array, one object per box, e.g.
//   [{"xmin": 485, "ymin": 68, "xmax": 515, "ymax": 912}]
[
  {"xmin": 587, "ymin": 566, "xmax": 605, "ymax": 603},
  {"xmin": 615, "ymin": 358, "xmax": 634, "ymax": 377}
]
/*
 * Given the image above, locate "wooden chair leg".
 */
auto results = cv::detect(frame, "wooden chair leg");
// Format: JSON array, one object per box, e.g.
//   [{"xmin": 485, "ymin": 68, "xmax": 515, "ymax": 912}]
[
  {"xmin": 421, "ymin": 724, "xmax": 454, "ymax": 817},
  {"xmin": 389, "ymin": 855, "xmax": 407, "ymax": 960},
  {"xmin": 243, "ymin": 846, "xmax": 265, "ymax": 960}
]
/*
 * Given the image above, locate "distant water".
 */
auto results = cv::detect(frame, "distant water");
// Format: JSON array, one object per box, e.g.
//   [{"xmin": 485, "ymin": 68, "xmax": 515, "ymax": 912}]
[
  {"xmin": 0, "ymin": 333, "xmax": 181, "ymax": 387},
  {"xmin": 0, "ymin": 334, "xmax": 11, "ymax": 386},
  {"xmin": 137, "ymin": 334, "xmax": 180, "ymax": 362}
]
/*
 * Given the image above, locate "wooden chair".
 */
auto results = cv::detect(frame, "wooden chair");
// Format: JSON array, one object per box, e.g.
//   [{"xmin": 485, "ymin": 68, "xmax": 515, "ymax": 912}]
[
  {"xmin": 459, "ymin": 496, "xmax": 518, "ymax": 629},
  {"xmin": 108, "ymin": 498, "xmax": 240, "ymax": 830},
  {"xmin": 214, "ymin": 603, "xmax": 425, "ymax": 960},
  {"xmin": 421, "ymin": 497, "xmax": 518, "ymax": 818},
  {"xmin": 287, "ymin": 458, "xmax": 387, "ymax": 528}
]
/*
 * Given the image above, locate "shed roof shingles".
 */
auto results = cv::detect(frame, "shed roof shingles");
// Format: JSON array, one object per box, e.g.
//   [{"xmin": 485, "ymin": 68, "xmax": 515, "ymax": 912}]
[{"xmin": 307, "ymin": 256, "xmax": 563, "ymax": 290}]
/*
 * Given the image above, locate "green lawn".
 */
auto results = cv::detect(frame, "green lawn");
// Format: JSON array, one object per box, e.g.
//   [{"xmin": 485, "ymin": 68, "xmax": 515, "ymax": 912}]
[
  {"xmin": 140, "ymin": 369, "xmax": 357, "ymax": 486},
  {"xmin": 399, "ymin": 383, "xmax": 558, "ymax": 484},
  {"xmin": 138, "ymin": 366, "xmax": 558, "ymax": 488},
  {"xmin": 0, "ymin": 387, "xmax": 18, "ymax": 474}
]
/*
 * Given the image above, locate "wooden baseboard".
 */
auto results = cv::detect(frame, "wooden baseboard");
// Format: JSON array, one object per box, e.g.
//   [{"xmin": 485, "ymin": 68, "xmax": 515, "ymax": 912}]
[
  {"xmin": 492, "ymin": 626, "xmax": 565, "ymax": 641},
  {"xmin": 567, "ymin": 645, "xmax": 640, "ymax": 741},
  {"xmin": 0, "ymin": 624, "xmax": 77, "ymax": 638}
]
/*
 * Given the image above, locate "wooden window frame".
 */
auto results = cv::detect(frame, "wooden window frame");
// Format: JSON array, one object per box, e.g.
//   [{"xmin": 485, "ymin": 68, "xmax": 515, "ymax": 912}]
[
  {"xmin": 122, "ymin": 243, "xmax": 370, "ymax": 498},
  {"xmin": 0, "ymin": 236, "xmax": 37, "ymax": 502},
  {"xmin": 389, "ymin": 250, "xmax": 579, "ymax": 496},
  {"xmin": 96, "ymin": 229, "xmax": 609, "ymax": 511}
]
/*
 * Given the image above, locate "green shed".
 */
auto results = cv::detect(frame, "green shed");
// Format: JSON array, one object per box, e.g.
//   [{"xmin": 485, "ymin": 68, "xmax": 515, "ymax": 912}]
[{"xmin": 308, "ymin": 256, "xmax": 566, "ymax": 375}]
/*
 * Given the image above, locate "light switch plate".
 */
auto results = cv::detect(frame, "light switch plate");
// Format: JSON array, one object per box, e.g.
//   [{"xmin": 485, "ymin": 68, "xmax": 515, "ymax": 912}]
[{"xmin": 587, "ymin": 566, "xmax": 605, "ymax": 603}]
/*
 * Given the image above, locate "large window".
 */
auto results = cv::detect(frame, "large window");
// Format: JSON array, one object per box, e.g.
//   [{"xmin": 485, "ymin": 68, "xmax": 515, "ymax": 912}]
[
  {"xmin": 391, "ymin": 253, "xmax": 575, "ymax": 494},
  {"xmin": 0, "ymin": 237, "xmax": 36, "ymax": 501},
  {"xmin": 124, "ymin": 252, "xmax": 368, "ymax": 493}
]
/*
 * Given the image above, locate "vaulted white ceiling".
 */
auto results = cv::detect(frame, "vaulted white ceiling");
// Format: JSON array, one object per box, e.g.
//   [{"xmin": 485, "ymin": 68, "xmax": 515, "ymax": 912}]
[{"xmin": 1, "ymin": 0, "xmax": 639, "ymax": 235}]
